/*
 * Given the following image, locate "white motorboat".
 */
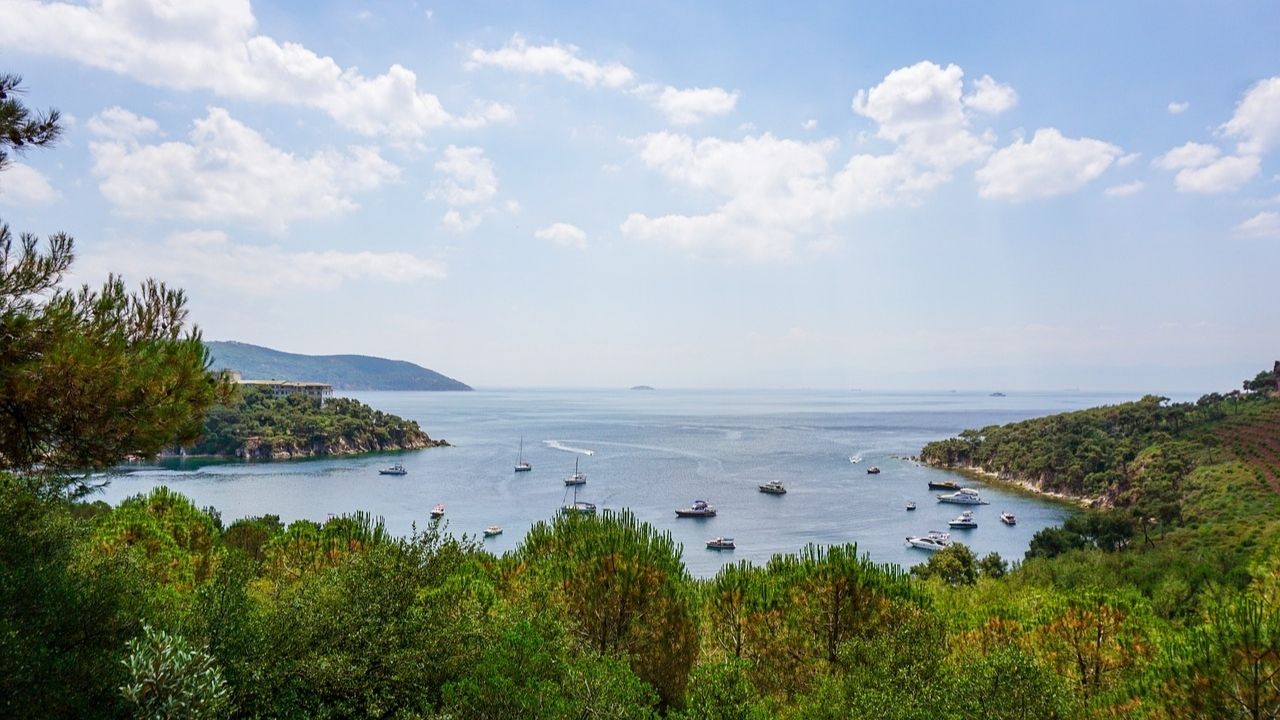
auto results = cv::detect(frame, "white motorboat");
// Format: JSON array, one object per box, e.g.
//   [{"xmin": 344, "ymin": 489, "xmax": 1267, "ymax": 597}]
[
  {"xmin": 866, "ymin": 466, "xmax": 881, "ymax": 474},
  {"xmin": 430, "ymin": 503, "xmax": 445, "ymax": 518},
  {"xmin": 675, "ymin": 499, "xmax": 717, "ymax": 517},
  {"xmin": 706, "ymin": 536, "xmax": 736, "ymax": 550},
  {"xmin": 905, "ymin": 501, "xmax": 917, "ymax": 511},
  {"xmin": 1001, "ymin": 512, "xmax": 1017, "ymax": 525},
  {"xmin": 758, "ymin": 480, "xmax": 787, "ymax": 495},
  {"xmin": 483, "ymin": 525, "xmax": 503, "ymax": 537},
  {"xmin": 937, "ymin": 488, "xmax": 989, "ymax": 505},
  {"xmin": 563, "ymin": 456, "xmax": 586, "ymax": 486},
  {"xmin": 906, "ymin": 530, "xmax": 951, "ymax": 551},
  {"xmin": 379, "ymin": 463, "xmax": 407, "ymax": 476},
  {"xmin": 949, "ymin": 511, "xmax": 977, "ymax": 529}
]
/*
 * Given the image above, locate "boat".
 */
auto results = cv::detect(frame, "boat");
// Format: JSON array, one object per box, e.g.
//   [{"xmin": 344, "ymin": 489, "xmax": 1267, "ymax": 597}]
[
  {"xmin": 990, "ymin": 391, "xmax": 1007, "ymax": 397},
  {"xmin": 560, "ymin": 484, "xmax": 597, "ymax": 515},
  {"xmin": 906, "ymin": 501, "xmax": 917, "ymax": 511},
  {"xmin": 430, "ymin": 503, "xmax": 445, "ymax": 518},
  {"xmin": 906, "ymin": 530, "xmax": 951, "ymax": 551},
  {"xmin": 514, "ymin": 436, "xmax": 532, "ymax": 472},
  {"xmin": 937, "ymin": 488, "xmax": 990, "ymax": 505},
  {"xmin": 758, "ymin": 480, "xmax": 787, "ymax": 495},
  {"xmin": 1001, "ymin": 512, "xmax": 1017, "ymax": 525},
  {"xmin": 483, "ymin": 525, "xmax": 503, "ymax": 537},
  {"xmin": 378, "ymin": 463, "xmax": 407, "ymax": 476},
  {"xmin": 948, "ymin": 510, "xmax": 978, "ymax": 529},
  {"xmin": 563, "ymin": 456, "xmax": 587, "ymax": 486},
  {"xmin": 928, "ymin": 480, "xmax": 961, "ymax": 491},
  {"xmin": 675, "ymin": 499, "xmax": 717, "ymax": 518},
  {"xmin": 866, "ymin": 466, "xmax": 881, "ymax": 475},
  {"xmin": 706, "ymin": 536, "xmax": 736, "ymax": 550}
]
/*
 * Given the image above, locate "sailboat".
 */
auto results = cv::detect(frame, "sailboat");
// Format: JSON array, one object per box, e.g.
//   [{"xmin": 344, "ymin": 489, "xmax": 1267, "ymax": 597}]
[
  {"xmin": 561, "ymin": 483, "xmax": 597, "ymax": 515},
  {"xmin": 564, "ymin": 456, "xmax": 586, "ymax": 485},
  {"xmin": 514, "ymin": 436, "xmax": 532, "ymax": 473}
]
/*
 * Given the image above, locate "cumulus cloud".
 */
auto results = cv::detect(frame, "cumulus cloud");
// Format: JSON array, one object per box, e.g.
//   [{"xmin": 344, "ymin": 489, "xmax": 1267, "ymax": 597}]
[
  {"xmin": 429, "ymin": 145, "xmax": 500, "ymax": 232},
  {"xmin": 469, "ymin": 34, "xmax": 736, "ymax": 125},
  {"xmin": 85, "ymin": 106, "xmax": 160, "ymax": 142},
  {"xmin": 1221, "ymin": 76, "xmax": 1280, "ymax": 156},
  {"xmin": 535, "ymin": 222, "xmax": 587, "ymax": 249},
  {"xmin": 0, "ymin": 162, "xmax": 59, "ymax": 205},
  {"xmin": 88, "ymin": 107, "xmax": 400, "ymax": 232},
  {"xmin": 975, "ymin": 128, "xmax": 1122, "ymax": 200},
  {"xmin": 0, "ymin": 0, "xmax": 506, "ymax": 138},
  {"xmin": 1104, "ymin": 180, "xmax": 1144, "ymax": 197},
  {"xmin": 653, "ymin": 86, "xmax": 739, "ymax": 125},
  {"xmin": 1155, "ymin": 142, "xmax": 1222, "ymax": 170},
  {"xmin": 802, "ymin": 119, "xmax": 818, "ymax": 130},
  {"xmin": 963, "ymin": 75, "xmax": 1018, "ymax": 114},
  {"xmin": 80, "ymin": 230, "xmax": 445, "ymax": 294},
  {"xmin": 1170, "ymin": 155, "xmax": 1260, "ymax": 194},
  {"xmin": 1168, "ymin": 100, "xmax": 1189, "ymax": 114},
  {"xmin": 467, "ymin": 33, "xmax": 634, "ymax": 88},
  {"xmin": 1235, "ymin": 211, "xmax": 1280, "ymax": 239}
]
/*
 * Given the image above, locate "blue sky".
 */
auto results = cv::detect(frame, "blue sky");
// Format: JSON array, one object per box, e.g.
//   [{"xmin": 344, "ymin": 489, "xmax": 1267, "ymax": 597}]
[{"xmin": 1, "ymin": 1, "xmax": 1277, "ymax": 390}]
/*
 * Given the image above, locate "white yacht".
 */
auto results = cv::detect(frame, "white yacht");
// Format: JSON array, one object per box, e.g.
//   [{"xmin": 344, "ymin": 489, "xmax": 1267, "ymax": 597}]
[
  {"xmin": 948, "ymin": 511, "xmax": 977, "ymax": 529},
  {"xmin": 706, "ymin": 537, "xmax": 736, "ymax": 550},
  {"xmin": 936, "ymin": 487, "xmax": 989, "ymax": 505},
  {"xmin": 483, "ymin": 525, "xmax": 503, "ymax": 537},
  {"xmin": 675, "ymin": 499, "xmax": 717, "ymax": 518},
  {"xmin": 758, "ymin": 480, "xmax": 787, "ymax": 495},
  {"xmin": 906, "ymin": 530, "xmax": 951, "ymax": 551},
  {"xmin": 1001, "ymin": 512, "xmax": 1017, "ymax": 525}
]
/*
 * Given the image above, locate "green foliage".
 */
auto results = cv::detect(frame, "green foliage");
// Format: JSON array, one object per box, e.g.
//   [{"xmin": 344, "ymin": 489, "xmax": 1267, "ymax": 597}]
[
  {"xmin": 189, "ymin": 386, "xmax": 434, "ymax": 457},
  {"xmin": 914, "ymin": 542, "xmax": 979, "ymax": 585},
  {"xmin": 0, "ymin": 73, "xmax": 61, "ymax": 172},
  {"xmin": 120, "ymin": 625, "xmax": 231, "ymax": 720},
  {"xmin": 671, "ymin": 659, "xmax": 773, "ymax": 720}
]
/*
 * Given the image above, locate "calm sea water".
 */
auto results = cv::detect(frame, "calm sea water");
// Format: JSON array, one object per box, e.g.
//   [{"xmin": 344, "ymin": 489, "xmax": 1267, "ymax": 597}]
[{"xmin": 93, "ymin": 389, "xmax": 1181, "ymax": 578}]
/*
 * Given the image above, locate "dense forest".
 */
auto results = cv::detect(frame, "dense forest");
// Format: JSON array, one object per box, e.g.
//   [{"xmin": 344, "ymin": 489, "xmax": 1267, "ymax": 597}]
[
  {"xmin": 187, "ymin": 387, "xmax": 445, "ymax": 459},
  {"xmin": 7, "ymin": 74, "xmax": 1280, "ymax": 719}
]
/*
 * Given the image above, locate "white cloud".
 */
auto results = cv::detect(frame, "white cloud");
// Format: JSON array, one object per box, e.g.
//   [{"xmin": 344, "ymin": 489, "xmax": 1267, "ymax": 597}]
[
  {"xmin": 85, "ymin": 106, "xmax": 160, "ymax": 142},
  {"xmin": 802, "ymin": 119, "xmax": 818, "ymax": 130},
  {"xmin": 852, "ymin": 61, "xmax": 993, "ymax": 184},
  {"xmin": 1155, "ymin": 141, "xmax": 1221, "ymax": 170},
  {"xmin": 441, "ymin": 209, "xmax": 484, "ymax": 233},
  {"xmin": 1167, "ymin": 100, "xmax": 1189, "ymax": 114},
  {"xmin": 535, "ymin": 222, "xmax": 587, "ymax": 249},
  {"xmin": 81, "ymin": 230, "xmax": 445, "ymax": 294},
  {"xmin": 1221, "ymin": 76, "xmax": 1280, "ymax": 156},
  {"xmin": 467, "ymin": 33, "xmax": 634, "ymax": 88},
  {"xmin": 0, "ymin": 162, "xmax": 60, "ymax": 205},
  {"xmin": 0, "ymin": 0, "xmax": 503, "ymax": 138},
  {"xmin": 963, "ymin": 75, "xmax": 1018, "ymax": 114},
  {"xmin": 976, "ymin": 128, "xmax": 1122, "ymax": 200},
  {"xmin": 1104, "ymin": 180, "xmax": 1144, "ymax": 197},
  {"xmin": 89, "ymin": 107, "xmax": 399, "ymax": 232},
  {"xmin": 1172, "ymin": 154, "xmax": 1260, "ymax": 193},
  {"xmin": 653, "ymin": 86, "xmax": 738, "ymax": 125},
  {"xmin": 432, "ymin": 146, "xmax": 497, "ymax": 206},
  {"xmin": 1235, "ymin": 211, "xmax": 1280, "ymax": 239}
]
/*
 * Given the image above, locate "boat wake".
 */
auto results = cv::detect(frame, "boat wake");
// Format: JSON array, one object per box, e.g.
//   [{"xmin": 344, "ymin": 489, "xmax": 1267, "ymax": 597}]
[
  {"xmin": 848, "ymin": 453, "xmax": 863, "ymax": 464},
  {"xmin": 543, "ymin": 440, "xmax": 595, "ymax": 456}
]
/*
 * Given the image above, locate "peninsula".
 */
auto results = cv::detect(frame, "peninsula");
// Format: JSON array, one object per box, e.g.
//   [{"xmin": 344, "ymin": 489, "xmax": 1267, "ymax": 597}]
[{"xmin": 205, "ymin": 341, "xmax": 472, "ymax": 391}]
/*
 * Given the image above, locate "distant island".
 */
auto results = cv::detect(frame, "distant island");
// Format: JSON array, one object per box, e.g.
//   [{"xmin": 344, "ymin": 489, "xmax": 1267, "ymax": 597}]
[
  {"xmin": 630, "ymin": 385, "xmax": 656, "ymax": 391},
  {"xmin": 205, "ymin": 341, "xmax": 472, "ymax": 391},
  {"xmin": 183, "ymin": 385, "xmax": 447, "ymax": 460}
]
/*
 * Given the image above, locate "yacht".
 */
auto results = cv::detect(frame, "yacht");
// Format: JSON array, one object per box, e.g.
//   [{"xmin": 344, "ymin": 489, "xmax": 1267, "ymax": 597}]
[
  {"xmin": 706, "ymin": 536, "xmax": 736, "ymax": 550},
  {"xmin": 866, "ymin": 466, "xmax": 881, "ymax": 475},
  {"xmin": 514, "ymin": 437, "xmax": 532, "ymax": 473},
  {"xmin": 928, "ymin": 480, "xmax": 961, "ymax": 491},
  {"xmin": 378, "ymin": 463, "xmax": 407, "ymax": 476},
  {"xmin": 430, "ymin": 503, "xmax": 445, "ymax": 518},
  {"xmin": 905, "ymin": 501, "xmax": 917, "ymax": 511},
  {"xmin": 483, "ymin": 525, "xmax": 503, "ymax": 537},
  {"xmin": 948, "ymin": 511, "xmax": 978, "ymax": 529},
  {"xmin": 675, "ymin": 499, "xmax": 717, "ymax": 518},
  {"xmin": 906, "ymin": 530, "xmax": 951, "ymax": 551},
  {"xmin": 1001, "ymin": 512, "xmax": 1017, "ymax": 526},
  {"xmin": 758, "ymin": 480, "xmax": 787, "ymax": 495},
  {"xmin": 561, "ymin": 484, "xmax": 597, "ymax": 515},
  {"xmin": 937, "ymin": 488, "xmax": 989, "ymax": 505},
  {"xmin": 563, "ymin": 457, "xmax": 587, "ymax": 486}
]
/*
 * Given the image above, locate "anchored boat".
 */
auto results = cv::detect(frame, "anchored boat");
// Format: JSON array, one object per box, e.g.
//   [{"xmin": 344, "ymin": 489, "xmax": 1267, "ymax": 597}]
[
  {"xmin": 758, "ymin": 480, "xmax": 787, "ymax": 495},
  {"xmin": 937, "ymin": 488, "xmax": 990, "ymax": 505},
  {"xmin": 514, "ymin": 436, "xmax": 532, "ymax": 473},
  {"xmin": 1001, "ymin": 512, "xmax": 1017, "ymax": 525},
  {"xmin": 948, "ymin": 510, "xmax": 978, "ymax": 529},
  {"xmin": 906, "ymin": 530, "xmax": 951, "ymax": 551},
  {"xmin": 706, "ymin": 536, "xmax": 736, "ymax": 550},
  {"xmin": 379, "ymin": 463, "xmax": 407, "ymax": 476},
  {"xmin": 675, "ymin": 499, "xmax": 717, "ymax": 518},
  {"xmin": 430, "ymin": 503, "xmax": 445, "ymax": 518},
  {"xmin": 563, "ymin": 456, "xmax": 587, "ymax": 486}
]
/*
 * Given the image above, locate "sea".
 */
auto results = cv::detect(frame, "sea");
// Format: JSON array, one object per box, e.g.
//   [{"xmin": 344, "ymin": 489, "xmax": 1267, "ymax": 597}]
[{"xmin": 91, "ymin": 388, "xmax": 1188, "ymax": 578}]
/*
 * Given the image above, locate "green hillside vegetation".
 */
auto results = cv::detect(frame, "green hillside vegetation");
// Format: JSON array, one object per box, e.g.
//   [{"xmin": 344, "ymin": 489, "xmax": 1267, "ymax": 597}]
[
  {"xmin": 205, "ymin": 341, "xmax": 472, "ymax": 391},
  {"xmin": 186, "ymin": 385, "xmax": 445, "ymax": 459}
]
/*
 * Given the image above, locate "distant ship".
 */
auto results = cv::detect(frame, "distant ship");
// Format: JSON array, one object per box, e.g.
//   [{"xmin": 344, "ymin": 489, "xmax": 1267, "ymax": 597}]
[{"xmin": 989, "ymin": 391, "xmax": 1007, "ymax": 397}]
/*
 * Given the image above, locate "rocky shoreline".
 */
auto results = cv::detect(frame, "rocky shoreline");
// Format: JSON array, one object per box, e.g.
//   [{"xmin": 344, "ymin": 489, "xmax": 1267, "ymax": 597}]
[
  {"xmin": 165, "ymin": 435, "xmax": 449, "ymax": 462},
  {"xmin": 921, "ymin": 458, "xmax": 1102, "ymax": 508}
]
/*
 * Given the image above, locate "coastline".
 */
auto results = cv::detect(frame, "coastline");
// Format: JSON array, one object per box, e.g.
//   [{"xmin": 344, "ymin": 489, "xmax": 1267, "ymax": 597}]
[
  {"xmin": 160, "ymin": 436, "xmax": 448, "ymax": 462},
  {"xmin": 924, "ymin": 460, "xmax": 1098, "ymax": 509}
]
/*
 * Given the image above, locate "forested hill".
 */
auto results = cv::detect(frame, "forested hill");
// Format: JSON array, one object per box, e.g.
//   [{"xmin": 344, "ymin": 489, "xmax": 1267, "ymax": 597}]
[{"xmin": 205, "ymin": 341, "xmax": 472, "ymax": 391}]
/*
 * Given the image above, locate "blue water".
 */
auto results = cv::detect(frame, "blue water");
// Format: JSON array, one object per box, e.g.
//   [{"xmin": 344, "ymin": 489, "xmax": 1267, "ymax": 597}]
[{"xmin": 92, "ymin": 389, "xmax": 1170, "ymax": 577}]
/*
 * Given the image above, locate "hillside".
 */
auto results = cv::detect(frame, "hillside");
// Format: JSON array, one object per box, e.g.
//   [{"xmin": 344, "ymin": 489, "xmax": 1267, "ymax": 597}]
[{"xmin": 205, "ymin": 341, "xmax": 472, "ymax": 391}]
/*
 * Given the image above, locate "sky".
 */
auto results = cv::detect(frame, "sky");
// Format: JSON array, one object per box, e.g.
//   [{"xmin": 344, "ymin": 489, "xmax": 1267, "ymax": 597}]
[{"xmin": 0, "ymin": 0, "xmax": 1278, "ymax": 391}]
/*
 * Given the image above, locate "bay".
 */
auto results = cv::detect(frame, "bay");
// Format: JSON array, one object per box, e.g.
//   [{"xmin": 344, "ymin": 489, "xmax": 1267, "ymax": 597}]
[{"xmin": 93, "ymin": 388, "xmax": 1182, "ymax": 577}]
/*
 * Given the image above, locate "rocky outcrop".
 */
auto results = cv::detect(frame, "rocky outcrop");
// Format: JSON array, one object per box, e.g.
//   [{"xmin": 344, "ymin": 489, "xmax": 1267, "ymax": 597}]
[{"xmin": 230, "ymin": 434, "xmax": 448, "ymax": 461}]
